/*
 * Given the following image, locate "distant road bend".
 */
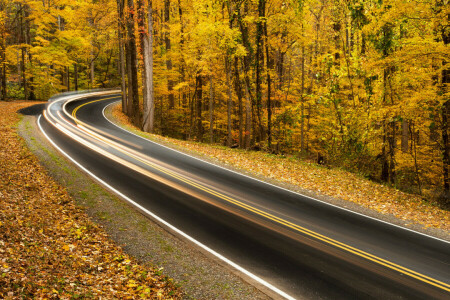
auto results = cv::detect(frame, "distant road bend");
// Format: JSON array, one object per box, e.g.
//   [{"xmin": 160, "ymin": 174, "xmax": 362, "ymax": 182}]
[{"xmin": 39, "ymin": 91, "xmax": 450, "ymax": 299}]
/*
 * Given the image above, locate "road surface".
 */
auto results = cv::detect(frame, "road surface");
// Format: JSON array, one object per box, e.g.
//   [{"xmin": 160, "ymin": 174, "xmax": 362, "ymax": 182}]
[{"xmin": 39, "ymin": 91, "xmax": 450, "ymax": 299}]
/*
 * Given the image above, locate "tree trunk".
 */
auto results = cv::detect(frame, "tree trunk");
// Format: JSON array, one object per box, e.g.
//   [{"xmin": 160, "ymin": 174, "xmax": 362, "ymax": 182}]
[
  {"xmin": 255, "ymin": 0, "xmax": 265, "ymax": 144},
  {"xmin": 102, "ymin": 51, "xmax": 113, "ymax": 87},
  {"xmin": 1, "ymin": 55, "xmax": 6, "ymax": 101},
  {"xmin": 226, "ymin": 57, "xmax": 233, "ymax": 147},
  {"xmin": 90, "ymin": 50, "xmax": 95, "ymax": 88},
  {"xmin": 178, "ymin": 0, "xmax": 188, "ymax": 138},
  {"xmin": 74, "ymin": 63, "xmax": 78, "ymax": 91},
  {"xmin": 117, "ymin": 0, "xmax": 127, "ymax": 113},
  {"xmin": 264, "ymin": 11, "xmax": 271, "ymax": 149},
  {"xmin": 24, "ymin": 5, "xmax": 35, "ymax": 100},
  {"xmin": 301, "ymin": 45, "xmax": 305, "ymax": 153},
  {"xmin": 442, "ymin": 100, "xmax": 449, "ymax": 194},
  {"xmin": 441, "ymin": 15, "xmax": 449, "ymax": 197},
  {"xmin": 126, "ymin": 0, "xmax": 140, "ymax": 125},
  {"xmin": 381, "ymin": 122, "xmax": 389, "ymax": 182},
  {"xmin": 21, "ymin": 48, "xmax": 28, "ymax": 100},
  {"xmin": 141, "ymin": 0, "xmax": 155, "ymax": 133},
  {"xmin": 234, "ymin": 57, "xmax": 243, "ymax": 147},
  {"xmin": 236, "ymin": 2, "xmax": 253, "ymax": 148},
  {"xmin": 401, "ymin": 120, "xmax": 409, "ymax": 153},
  {"xmin": 164, "ymin": 0, "xmax": 174, "ymax": 109},
  {"xmin": 0, "ymin": 2, "xmax": 6, "ymax": 101},
  {"xmin": 209, "ymin": 75, "xmax": 214, "ymax": 143},
  {"xmin": 196, "ymin": 74, "xmax": 203, "ymax": 142},
  {"xmin": 66, "ymin": 66, "xmax": 70, "ymax": 91},
  {"xmin": 388, "ymin": 120, "xmax": 396, "ymax": 184}
]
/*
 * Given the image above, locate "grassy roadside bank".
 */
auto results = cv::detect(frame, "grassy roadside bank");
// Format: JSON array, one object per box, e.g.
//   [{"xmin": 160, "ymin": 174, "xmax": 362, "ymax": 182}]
[
  {"xmin": 110, "ymin": 103, "xmax": 449, "ymax": 234},
  {"xmin": 0, "ymin": 101, "xmax": 181, "ymax": 299}
]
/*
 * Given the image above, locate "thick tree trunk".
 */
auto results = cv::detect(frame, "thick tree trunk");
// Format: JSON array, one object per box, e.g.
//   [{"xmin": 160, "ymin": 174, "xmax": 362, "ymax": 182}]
[
  {"xmin": 126, "ymin": 0, "xmax": 140, "ymax": 125},
  {"xmin": 164, "ymin": 0, "xmax": 174, "ymax": 109},
  {"xmin": 24, "ymin": 6, "xmax": 35, "ymax": 100},
  {"xmin": 178, "ymin": 0, "xmax": 188, "ymax": 138},
  {"xmin": 255, "ymin": 0, "xmax": 265, "ymax": 144},
  {"xmin": 140, "ymin": 0, "xmax": 155, "ymax": 133},
  {"xmin": 117, "ymin": 0, "xmax": 127, "ymax": 113},
  {"xmin": 236, "ymin": 2, "xmax": 253, "ymax": 148}
]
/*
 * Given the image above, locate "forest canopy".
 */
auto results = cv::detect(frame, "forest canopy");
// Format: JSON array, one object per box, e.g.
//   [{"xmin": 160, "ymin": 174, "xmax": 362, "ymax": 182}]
[{"xmin": 0, "ymin": 0, "xmax": 449, "ymax": 204}]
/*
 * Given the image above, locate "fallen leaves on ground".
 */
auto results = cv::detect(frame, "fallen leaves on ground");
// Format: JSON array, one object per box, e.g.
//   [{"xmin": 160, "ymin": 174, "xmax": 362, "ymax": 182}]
[
  {"xmin": 113, "ymin": 104, "xmax": 449, "ymax": 231},
  {"xmin": 0, "ymin": 101, "xmax": 182, "ymax": 299}
]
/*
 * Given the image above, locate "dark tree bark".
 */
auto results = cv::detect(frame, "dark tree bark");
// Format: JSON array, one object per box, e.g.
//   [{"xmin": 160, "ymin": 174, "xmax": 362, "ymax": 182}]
[
  {"xmin": 116, "ymin": 0, "xmax": 128, "ymax": 113},
  {"xmin": 178, "ymin": 0, "xmax": 188, "ymax": 139},
  {"xmin": 226, "ymin": 56, "xmax": 233, "ymax": 147},
  {"xmin": 263, "ymin": 9, "xmax": 272, "ymax": 148},
  {"xmin": 234, "ymin": 57, "xmax": 243, "ymax": 147},
  {"xmin": 140, "ymin": 0, "xmax": 155, "ymax": 133},
  {"xmin": 126, "ymin": 0, "xmax": 140, "ymax": 125},
  {"xmin": 255, "ymin": 0, "xmax": 265, "ymax": 144},
  {"xmin": 441, "ymin": 27, "xmax": 449, "ymax": 195},
  {"xmin": 236, "ymin": 1, "xmax": 253, "ymax": 148},
  {"xmin": 24, "ymin": 5, "xmax": 35, "ymax": 100},
  {"xmin": 66, "ymin": 66, "xmax": 70, "ymax": 91},
  {"xmin": 74, "ymin": 63, "xmax": 79, "ymax": 91},
  {"xmin": 164, "ymin": 0, "xmax": 174, "ymax": 109},
  {"xmin": 0, "ymin": 1, "xmax": 5, "ymax": 101},
  {"xmin": 401, "ymin": 120, "xmax": 409, "ymax": 153},
  {"xmin": 196, "ymin": 73, "xmax": 203, "ymax": 142},
  {"xmin": 209, "ymin": 75, "xmax": 214, "ymax": 143}
]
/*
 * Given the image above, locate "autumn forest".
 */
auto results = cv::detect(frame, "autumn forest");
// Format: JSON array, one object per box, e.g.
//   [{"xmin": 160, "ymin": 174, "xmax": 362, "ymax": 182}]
[{"xmin": 0, "ymin": 0, "xmax": 449, "ymax": 204}]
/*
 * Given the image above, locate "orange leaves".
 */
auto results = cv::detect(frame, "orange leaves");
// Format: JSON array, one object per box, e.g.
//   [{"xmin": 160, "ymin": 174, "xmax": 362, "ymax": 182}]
[{"xmin": 0, "ymin": 101, "xmax": 181, "ymax": 299}]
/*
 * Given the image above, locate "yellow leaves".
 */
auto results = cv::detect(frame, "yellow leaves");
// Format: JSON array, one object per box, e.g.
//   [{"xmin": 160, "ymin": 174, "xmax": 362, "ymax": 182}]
[
  {"xmin": 127, "ymin": 279, "xmax": 138, "ymax": 288},
  {"xmin": 0, "ymin": 101, "xmax": 181, "ymax": 299}
]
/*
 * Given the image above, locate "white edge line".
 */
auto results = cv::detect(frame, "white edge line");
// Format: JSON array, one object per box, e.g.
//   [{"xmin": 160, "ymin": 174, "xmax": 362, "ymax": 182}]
[
  {"xmin": 37, "ymin": 114, "xmax": 296, "ymax": 300},
  {"xmin": 101, "ymin": 99, "xmax": 450, "ymax": 245}
]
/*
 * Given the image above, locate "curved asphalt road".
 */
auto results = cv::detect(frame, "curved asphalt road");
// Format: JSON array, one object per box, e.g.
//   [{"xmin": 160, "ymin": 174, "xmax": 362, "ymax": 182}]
[{"xmin": 39, "ymin": 92, "xmax": 450, "ymax": 299}]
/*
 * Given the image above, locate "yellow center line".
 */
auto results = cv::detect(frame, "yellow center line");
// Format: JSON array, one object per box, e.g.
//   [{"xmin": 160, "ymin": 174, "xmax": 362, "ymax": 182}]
[
  {"xmin": 72, "ymin": 98, "xmax": 450, "ymax": 292},
  {"xmin": 71, "ymin": 96, "xmax": 120, "ymax": 124}
]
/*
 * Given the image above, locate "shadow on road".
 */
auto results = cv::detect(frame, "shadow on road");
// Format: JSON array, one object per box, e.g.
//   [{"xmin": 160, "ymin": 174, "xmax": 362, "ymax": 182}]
[{"xmin": 17, "ymin": 103, "xmax": 45, "ymax": 116}]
